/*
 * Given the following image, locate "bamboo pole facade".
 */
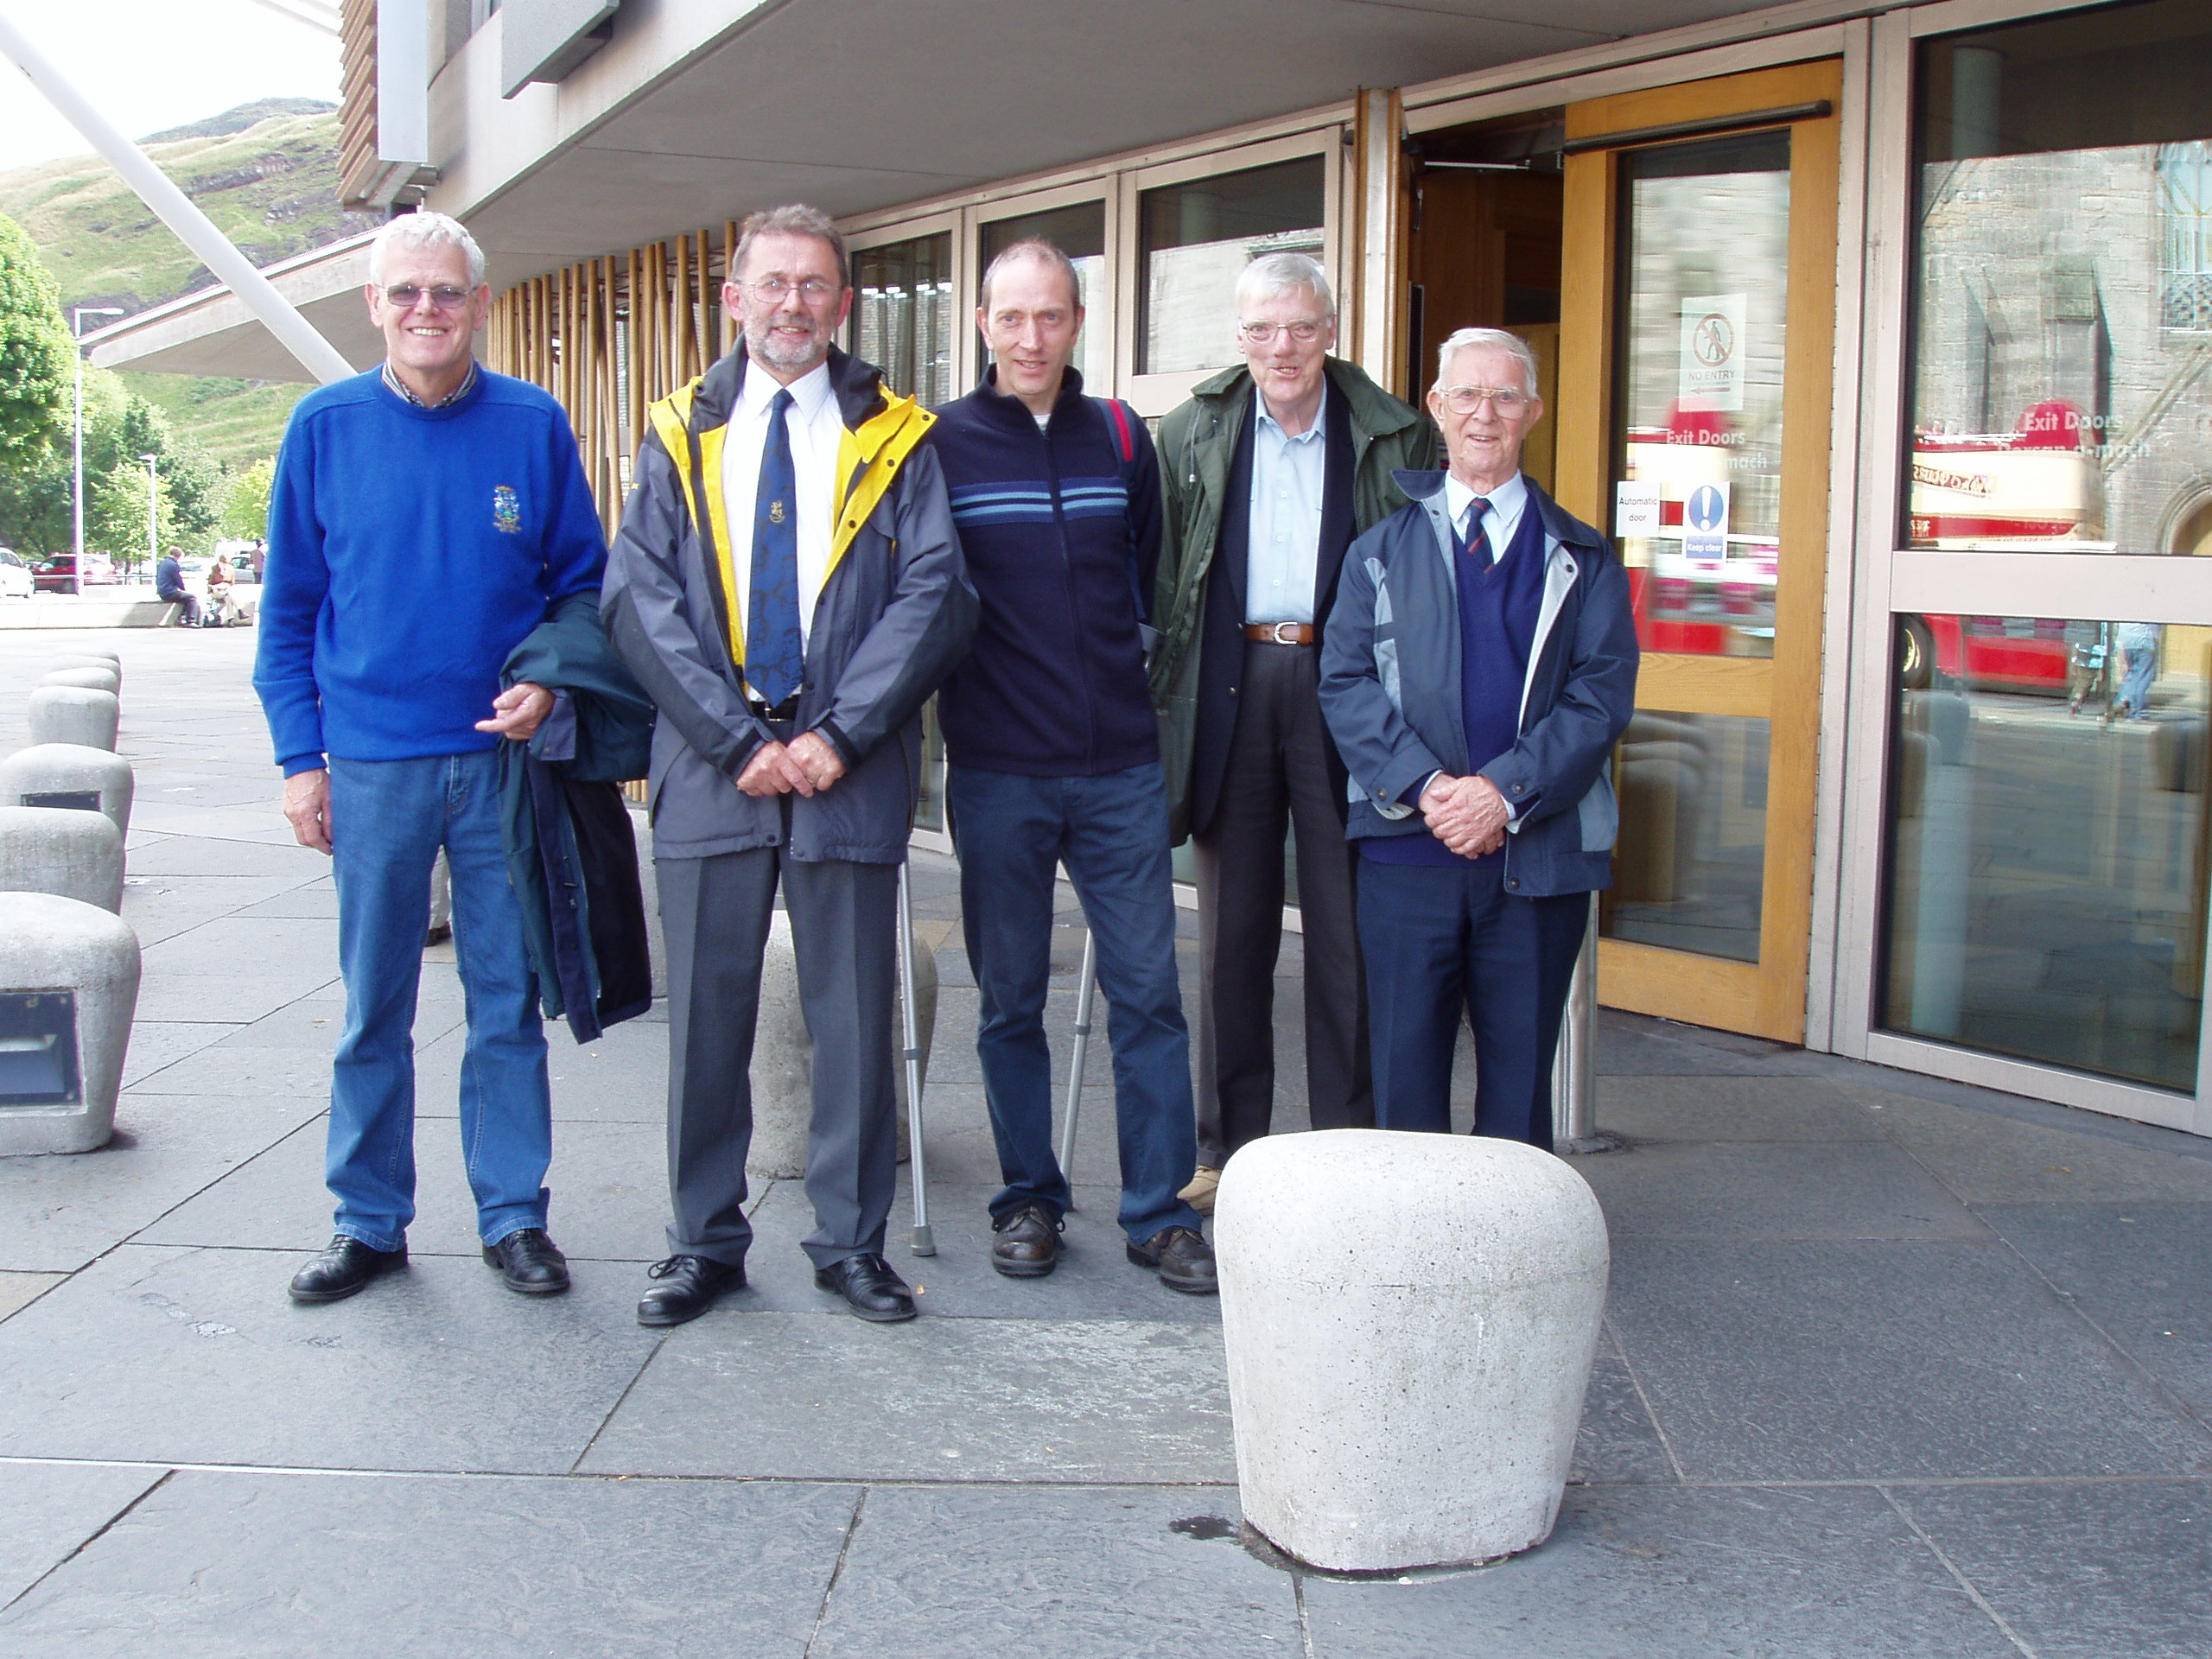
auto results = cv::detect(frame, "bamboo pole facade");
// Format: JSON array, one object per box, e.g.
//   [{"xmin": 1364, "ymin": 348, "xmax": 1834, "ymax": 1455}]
[{"xmin": 486, "ymin": 224, "xmax": 739, "ymax": 537}]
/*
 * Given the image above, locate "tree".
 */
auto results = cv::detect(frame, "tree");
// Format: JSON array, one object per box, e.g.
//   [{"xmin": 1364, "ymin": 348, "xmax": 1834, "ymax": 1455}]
[
  {"xmin": 221, "ymin": 455, "xmax": 275, "ymax": 540},
  {"xmin": 88, "ymin": 455, "xmax": 175, "ymax": 571},
  {"xmin": 0, "ymin": 213, "xmax": 73, "ymax": 466}
]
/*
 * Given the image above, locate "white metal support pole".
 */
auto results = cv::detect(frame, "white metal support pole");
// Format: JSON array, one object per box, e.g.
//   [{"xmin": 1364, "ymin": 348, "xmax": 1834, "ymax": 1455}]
[
  {"xmin": 897, "ymin": 861, "xmax": 936, "ymax": 1256},
  {"xmin": 139, "ymin": 452, "xmax": 156, "ymax": 576},
  {"xmin": 0, "ymin": 9, "xmax": 354, "ymax": 386},
  {"xmin": 70, "ymin": 308, "xmax": 116, "ymax": 569},
  {"xmin": 1550, "ymin": 905, "xmax": 1621, "ymax": 1154},
  {"xmin": 1057, "ymin": 929, "xmax": 1098, "ymax": 1205}
]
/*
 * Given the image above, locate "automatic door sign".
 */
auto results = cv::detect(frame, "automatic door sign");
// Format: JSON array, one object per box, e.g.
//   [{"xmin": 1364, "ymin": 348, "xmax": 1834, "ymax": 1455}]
[
  {"xmin": 1614, "ymin": 481, "xmax": 1662, "ymax": 538},
  {"xmin": 1679, "ymin": 293, "xmax": 1748, "ymax": 412},
  {"xmin": 1682, "ymin": 481, "xmax": 1730, "ymax": 563}
]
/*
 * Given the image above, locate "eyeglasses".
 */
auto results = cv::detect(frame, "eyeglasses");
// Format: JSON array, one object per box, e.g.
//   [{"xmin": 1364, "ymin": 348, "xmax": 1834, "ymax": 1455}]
[
  {"xmin": 1438, "ymin": 384, "xmax": 1532, "ymax": 416},
  {"xmin": 379, "ymin": 284, "xmax": 474, "ymax": 311},
  {"xmin": 1239, "ymin": 319, "xmax": 1326, "ymax": 345},
  {"xmin": 741, "ymin": 276, "xmax": 843, "ymax": 303}
]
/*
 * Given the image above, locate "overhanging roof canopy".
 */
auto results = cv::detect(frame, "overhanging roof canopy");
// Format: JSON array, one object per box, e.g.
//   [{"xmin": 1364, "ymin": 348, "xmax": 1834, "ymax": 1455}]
[{"xmin": 85, "ymin": 232, "xmax": 380, "ymax": 380}]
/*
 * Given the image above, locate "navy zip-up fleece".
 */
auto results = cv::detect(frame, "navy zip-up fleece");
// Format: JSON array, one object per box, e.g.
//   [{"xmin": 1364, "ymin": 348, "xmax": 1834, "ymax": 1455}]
[{"xmin": 931, "ymin": 368, "xmax": 1161, "ymax": 777}]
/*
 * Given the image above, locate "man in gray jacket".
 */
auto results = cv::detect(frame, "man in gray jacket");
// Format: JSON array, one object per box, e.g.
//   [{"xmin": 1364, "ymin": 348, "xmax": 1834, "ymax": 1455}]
[{"xmin": 602, "ymin": 205, "xmax": 976, "ymax": 1325}]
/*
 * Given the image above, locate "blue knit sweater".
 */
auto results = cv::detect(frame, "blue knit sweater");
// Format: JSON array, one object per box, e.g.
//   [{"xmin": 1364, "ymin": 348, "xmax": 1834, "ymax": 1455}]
[
  {"xmin": 254, "ymin": 368, "xmax": 607, "ymax": 776},
  {"xmin": 930, "ymin": 369, "xmax": 1160, "ymax": 778}
]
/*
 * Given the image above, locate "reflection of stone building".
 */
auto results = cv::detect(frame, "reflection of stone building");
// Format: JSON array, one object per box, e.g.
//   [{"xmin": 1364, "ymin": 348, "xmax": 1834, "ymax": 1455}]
[{"xmin": 1914, "ymin": 143, "xmax": 2212, "ymax": 556}]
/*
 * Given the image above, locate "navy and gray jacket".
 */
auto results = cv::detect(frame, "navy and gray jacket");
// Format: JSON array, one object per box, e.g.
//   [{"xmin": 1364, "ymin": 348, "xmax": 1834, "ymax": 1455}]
[
  {"xmin": 931, "ymin": 368, "xmax": 1161, "ymax": 777},
  {"xmin": 1317, "ymin": 470, "xmax": 1639, "ymax": 897}
]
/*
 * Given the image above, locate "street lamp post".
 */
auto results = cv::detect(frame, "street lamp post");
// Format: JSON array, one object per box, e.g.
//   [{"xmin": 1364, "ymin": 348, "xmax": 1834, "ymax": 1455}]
[
  {"xmin": 72, "ymin": 305, "xmax": 124, "ymax": 573},
  {"xmin": 139, "ymin": 453, "xmax": 157, "ymax": 581}
]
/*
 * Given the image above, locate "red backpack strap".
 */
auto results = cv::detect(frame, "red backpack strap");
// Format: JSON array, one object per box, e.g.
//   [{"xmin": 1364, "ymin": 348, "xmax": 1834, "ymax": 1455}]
[{"xmin": 1102, "ymin": 397, "xmax": 1136, "ymax": 465}]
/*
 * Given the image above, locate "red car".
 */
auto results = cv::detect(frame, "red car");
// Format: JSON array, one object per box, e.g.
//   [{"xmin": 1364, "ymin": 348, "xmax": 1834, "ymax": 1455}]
[{"xmin": 29, "ymin": 553, "xmax": 117, "ymax": 594}]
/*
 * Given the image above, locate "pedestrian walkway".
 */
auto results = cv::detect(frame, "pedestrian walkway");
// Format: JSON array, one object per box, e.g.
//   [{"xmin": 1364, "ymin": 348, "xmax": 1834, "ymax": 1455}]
[{"xmin": 0, "ymin": 627, "xmax": 2206, "ymax": 1656}]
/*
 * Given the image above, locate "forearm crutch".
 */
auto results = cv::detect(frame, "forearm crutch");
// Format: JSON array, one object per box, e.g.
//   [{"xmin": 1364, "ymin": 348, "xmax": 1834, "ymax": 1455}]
[
  {"xmin": 896, "ymin": 859, "xmax": 935, "ymax": 1256},
  {"xmin": 1056, "ymin": 928, "xmax": 1098, "ymax": 1210}
]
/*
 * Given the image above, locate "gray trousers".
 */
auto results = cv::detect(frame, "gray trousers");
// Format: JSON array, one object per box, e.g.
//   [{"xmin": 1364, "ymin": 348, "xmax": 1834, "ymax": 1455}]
[
  {"xmin": 658, "ymin": 846, "xmax": 899, "ymax": 1270},
  {"xmin": 1193, "ymin": 639, "xmax": 1373, "ymax": 1166}
]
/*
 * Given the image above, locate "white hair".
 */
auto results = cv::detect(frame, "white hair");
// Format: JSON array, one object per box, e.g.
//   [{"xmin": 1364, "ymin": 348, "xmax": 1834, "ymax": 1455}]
[
  {"xmin": 368, "ymin": 211, "xmax": 486, "ymax": 289},
  {"xmin": 1433, "ymin": 327, "xmax": 1539, "ymax": 397},
  {"xmin": 1236, "ymin": 251, "xmax": 1335, "ymax": 320}
]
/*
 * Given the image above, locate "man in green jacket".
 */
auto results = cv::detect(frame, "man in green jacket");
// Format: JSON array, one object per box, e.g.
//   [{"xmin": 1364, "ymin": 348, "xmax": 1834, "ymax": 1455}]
[{"xmin": 1150, "ymin": 253, "xmax": 1435, "ymax": 1211}]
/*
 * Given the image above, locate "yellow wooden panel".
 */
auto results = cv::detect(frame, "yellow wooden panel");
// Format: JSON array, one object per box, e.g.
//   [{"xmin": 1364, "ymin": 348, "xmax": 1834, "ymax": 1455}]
[
  {"xmin": 1566, "ymin": 60, "xmax": 1846, "ymax": 143},
  {"xmin": 1635, "ymin": 654, "xmax": 1773, "ymax": 718}
]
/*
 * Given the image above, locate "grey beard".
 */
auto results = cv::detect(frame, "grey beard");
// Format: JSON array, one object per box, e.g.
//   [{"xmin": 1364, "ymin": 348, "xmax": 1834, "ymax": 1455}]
[{"xmin": 745, "ymin": 321, "xmax": 830, "ymax": 377}]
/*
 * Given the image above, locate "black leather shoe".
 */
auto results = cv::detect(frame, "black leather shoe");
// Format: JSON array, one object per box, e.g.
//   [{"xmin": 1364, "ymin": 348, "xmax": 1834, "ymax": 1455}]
[
  {"xmin": 814, "ymin": 1253, "xmax": 918, "ymax": 1322},
  {"xmin": 483, "ymin": 1228, "xmax": 570, "ymax": 1295},
  {"xmin": 637, "ymin": 1255, "xmax": 744, "ymax": 1326},
  {"xmin": 990, "ymin": 1203, "xmax": 1062, "ymax": 1278},
  {"xmin": 289, "ymin": 1235, "xmax": 407, "ymax": 1304},
  {"xmin": 1126, "ymin": 1225, "xmax": 1218, "ymax": 1295}
]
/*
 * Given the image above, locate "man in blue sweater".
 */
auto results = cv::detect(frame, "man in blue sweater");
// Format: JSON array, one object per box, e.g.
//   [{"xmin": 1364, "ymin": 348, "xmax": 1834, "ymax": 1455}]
[
  {"xmin": 254, "ymin": 212, "xmax": 607, "ymax": 1305},
  {"xmin": 932, "ymin": 240, "xmax": 1213, "ymax": 1295}
]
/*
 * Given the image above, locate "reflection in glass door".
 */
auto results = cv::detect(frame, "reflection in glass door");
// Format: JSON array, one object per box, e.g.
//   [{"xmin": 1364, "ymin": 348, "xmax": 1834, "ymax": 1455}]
[{"xmin": 1557, "ymin": 62, "xmax": 1841, "ymax": 1042}]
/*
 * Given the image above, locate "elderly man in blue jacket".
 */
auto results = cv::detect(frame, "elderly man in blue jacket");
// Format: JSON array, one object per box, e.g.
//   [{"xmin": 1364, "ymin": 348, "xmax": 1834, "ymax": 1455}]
[{"xmin": 1319, "ymin": 327, "xmax": 1638, "ymax": 1146}]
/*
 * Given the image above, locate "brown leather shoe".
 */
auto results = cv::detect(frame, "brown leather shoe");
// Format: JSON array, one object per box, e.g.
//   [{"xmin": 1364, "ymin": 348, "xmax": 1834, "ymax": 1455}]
[
  {"xmin": 1126, "ymin": 1225, "xmax": 1218, "ymax": 1295},
  {"xmin": 1178, "ymin": 1166, "xmax": 1222, "ymax": 1216},
  {"xmin": 990, "ymin": 1203, "xmax": 1062, "ymax": 1278}
]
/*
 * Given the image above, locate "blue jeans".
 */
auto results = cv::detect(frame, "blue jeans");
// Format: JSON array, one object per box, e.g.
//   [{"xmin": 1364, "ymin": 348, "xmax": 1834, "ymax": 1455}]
[
  {"xmin": 327, "ymin": 751, "xmax": 551, "ymax": 1249},
  {"xmin": 948, "ymin": 764, "xmax": 1203, "ymax": 1246}
]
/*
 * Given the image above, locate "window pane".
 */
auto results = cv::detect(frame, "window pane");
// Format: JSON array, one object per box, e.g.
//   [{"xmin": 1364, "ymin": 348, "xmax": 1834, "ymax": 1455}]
[
  {"xmin": 981, "ymin": 201, "xmax": 1107, "ymax": 393},
  {"xmin": 1140, "ymin": 156, "xmax": 1325, "ymax": 374},
  {"xmin": 854, "ymin": 232, "xmax": 953, "ymax": 407},
  {"xmin": 1603, "ymin": 711, "xmax": 1770, "ymax": 963},
  {"xmin": 1908, "ymin": 0, "xmax": 2212, "ymax": 555},
  {"xmin": 1883, "ymin": 613, "xmax": 2210, "ymax": 1091},
  {"xmin": 1612, "ymin": 129, "xmax": 1792, "ymax": 660}
]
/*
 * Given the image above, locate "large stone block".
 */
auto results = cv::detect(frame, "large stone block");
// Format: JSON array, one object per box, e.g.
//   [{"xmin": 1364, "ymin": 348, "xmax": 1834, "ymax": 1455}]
[
  {"xmin": 0, "ymin": 804, "xmax": 125, "ymax": 912},
  {"xmin": 27, "ymin": 687, "xmax": 119, "ymax": 753},
  {"xmin": 44, "ymin": 652, "xmax": 120, "ymax": 689},
  {"xmin": 38, "ymin": 665, "xmax": 120, "ymax": 696},
  {"xmin": 746, "ymin": 910, "xmax": 934, "ymax": 1180},
  {"xmin": 0, "ymin": 892, "xmax": 141, "ymax": 1155},
  {"xmin": 1217, "ymin": 1129, "xmax": 1610, "ymax": 1573},
  {"xmin": 0, "ymin": 746, "xmax": 134, "ymax": 838}
]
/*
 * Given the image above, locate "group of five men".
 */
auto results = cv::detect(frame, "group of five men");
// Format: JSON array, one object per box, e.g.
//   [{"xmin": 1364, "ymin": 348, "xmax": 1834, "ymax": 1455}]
[{"xmin": 254, "ymin": 205, "xmax": 1635, "ymax": 1324}]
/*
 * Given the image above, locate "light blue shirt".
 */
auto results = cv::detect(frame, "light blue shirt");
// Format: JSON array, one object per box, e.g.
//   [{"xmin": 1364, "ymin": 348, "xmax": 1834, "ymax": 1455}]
[
  {"xmin": 1444, "ymin": 469, "xmax": 1529, "ymax": 565},
  {"xmin": 1245, "ymin": 381, "xmax": 1329, "ymax": 625}
]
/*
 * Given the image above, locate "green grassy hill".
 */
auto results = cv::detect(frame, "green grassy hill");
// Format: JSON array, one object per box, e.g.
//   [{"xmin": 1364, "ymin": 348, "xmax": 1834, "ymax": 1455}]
[{"xmin": 1, "ymin": 101, "xmax": 371, "ymax": 470}]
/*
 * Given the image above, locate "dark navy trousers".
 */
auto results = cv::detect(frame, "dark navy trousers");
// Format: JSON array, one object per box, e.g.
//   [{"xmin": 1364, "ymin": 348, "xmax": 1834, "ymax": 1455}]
[{"xmin": 1357, "ymin": 857, "xmax": 1589, "ymax": 1147}]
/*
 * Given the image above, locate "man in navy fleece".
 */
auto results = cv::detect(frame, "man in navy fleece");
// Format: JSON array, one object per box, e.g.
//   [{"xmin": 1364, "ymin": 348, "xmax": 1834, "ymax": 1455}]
[
  {"xmin": 931, "ymin": 240, "xmax": 1213, "ymax": 1296},
  {"xmin": 254, "ymin": 212, "xmax": 607, "ymax": 1306}
]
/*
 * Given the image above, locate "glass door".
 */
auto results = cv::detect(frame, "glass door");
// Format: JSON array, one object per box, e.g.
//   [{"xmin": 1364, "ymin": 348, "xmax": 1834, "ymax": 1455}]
[{"xmin": 1555, "ymin": 62, "xmax": 1842, "ymax": 1043}]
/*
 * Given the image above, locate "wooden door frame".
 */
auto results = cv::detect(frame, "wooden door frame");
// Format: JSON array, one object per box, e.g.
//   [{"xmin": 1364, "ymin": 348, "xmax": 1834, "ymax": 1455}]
[{"xmin": 1555, "ymin": 59, "xmax": 1843, "ymax": 1044}]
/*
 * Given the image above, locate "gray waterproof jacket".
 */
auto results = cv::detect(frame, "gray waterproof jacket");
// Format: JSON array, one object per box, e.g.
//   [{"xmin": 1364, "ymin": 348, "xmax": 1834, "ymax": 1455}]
[
  {"xmin": 1317, "ymin": 471, "xmax": 1639, "ymax": 897},
  {"xmin": 601, "ymin": 346, "xmax": 977, "ymax": 862}
]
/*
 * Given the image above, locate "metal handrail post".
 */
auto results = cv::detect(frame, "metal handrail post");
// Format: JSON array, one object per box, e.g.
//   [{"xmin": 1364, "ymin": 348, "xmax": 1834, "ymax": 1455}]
[
  {"xmin": 1551, "ymin": 903, "xmax": 1622, "ymax": 1154},
  {"xmin": 897, "ymin": 861, "xmax": 935, "ymax": 1255}
]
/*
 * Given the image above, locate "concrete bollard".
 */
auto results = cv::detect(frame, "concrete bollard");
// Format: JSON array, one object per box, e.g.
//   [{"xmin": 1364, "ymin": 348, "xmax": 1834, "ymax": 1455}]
[
  {"xmin": 45, "ymin": 652, "xmax": 120, "ymax": 684},
  {"xmin": 0, "ymin": 746, "xmax": 134, "ymax": 839},
  {"xmin": 0, "ymin": 892, "xmax": 140, "ymax": 1155},
  {"xmin": 27, "ymin": 687, "xmax": 120, "ymax": 753},
  {"xmin": 745, "ymin": 909, "xmax": 933, "ymax": 1180},
  {"xmin": 0, "ymin": 804, "xmax": 125, "ymax": 912},
  {"xmin": 1217, "ymin": 1130, "xmax": 1610, "ymax": 1573},
  {"xmin": 39, "ymin": 666, "xmax": 121, "ymax": 696}
]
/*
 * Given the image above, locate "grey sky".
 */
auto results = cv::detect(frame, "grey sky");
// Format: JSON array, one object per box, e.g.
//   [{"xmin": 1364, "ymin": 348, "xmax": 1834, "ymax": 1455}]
[{"xmin": 0, "ymin": 0, "xmax": 340, "ymax": 174}]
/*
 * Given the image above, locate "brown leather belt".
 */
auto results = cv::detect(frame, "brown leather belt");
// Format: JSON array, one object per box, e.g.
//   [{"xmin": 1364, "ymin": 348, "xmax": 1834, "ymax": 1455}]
[{"xmin": 1243, "ymin": 622, "xmax": 1315, "ymax": 645}]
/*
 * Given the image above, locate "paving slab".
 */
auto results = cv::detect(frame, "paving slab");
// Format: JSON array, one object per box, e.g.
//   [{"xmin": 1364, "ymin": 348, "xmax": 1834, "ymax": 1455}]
[
  {"xmin": 124, "ymin": 1044, "xmax": 343, "ymax": 1099},
  {"xmin": 0, "ymin": 1245, "xmax": 661, "ymax": 1474},
  {"xmin": 1860, "ymin": 1092, "xmax": 2212, "ymax": 1205},
  {"xmin": 1596, "ymin": 1011, "xmax": 1836, "ymax": 1077},
  {"xmin": 118, "ymin": 874, "xmax": 310, "ymax": 947},
  {"xmin": 229, "ymin": 878, "xmax": 340, "ymax": 918},
  {"xmin": 0, "ymin": 1275, "xmax": 64, "ymax": 1322},
  {"xmin": 1596, "ymin": 1075, "xmax": 1882, "ymax": 1143},
  {"xmin": 1889, "ymin": 1479, "xmax": 2212, "ymax": 1659},
  {"xmin": 1578, "ymin": 1141, "xmax": 1986, "ymax": 1240},
  {"xmin": 810, "ymin": 1483, "xmax": 1295, "ymax": 1659},
  {"xmin": 138, "ymin": 917, "xmax": 342, "ymax": 981},
  {"xmin": 1605, "ymin": 1237, "xmax": 2212, "ymax": 1481},
  {"xmin": 579, "ymin": 1312, "xmax": 1235, "ymax": 1482},
  {"xmin": 0, "ymin": 1462, "xmax": 168, "ymax": 1608},
  {"xmin": 0, "ymin": 1094, "xmax": 322, "ymax": 1273},
  {"xmin": 116, "ymin": 836, "xmax": 327, "ymax": 880},
  {"xmin": 117, "ymin": 1021, "xmax": 240, "ymax": 1088},
  {"xmin": 131, "ymin": 974, "xmax": 329, "ymax": 1025},
  {"xmin": 1303, "ymin": 1484, "xmax": 2020, "ymax": 1659},
  {"xmin": 0, "ymin": 1469, "xmax": 855, "ymax": 1658},
  {"xmin": 141, "ymin": 1116, "xmax": 672, "ymax": 1263},
  {"xmin": 414, "ymin": 1016, "xmax": 667, "ymax": 1125},
  {"xmin": 1973, "ymin": 1201, "xmax": 2212, "ymax": 1420},
  {"xmin": 1570, "ymin": 1351, "xmax": 1677, "ymax": 1484}
]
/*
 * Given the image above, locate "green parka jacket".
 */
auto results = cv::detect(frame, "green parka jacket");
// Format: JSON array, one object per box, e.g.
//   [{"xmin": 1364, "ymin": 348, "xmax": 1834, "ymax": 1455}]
[{"xmin": 1147, "ymin": 356, "xmax": 1436, "ymax": 842}]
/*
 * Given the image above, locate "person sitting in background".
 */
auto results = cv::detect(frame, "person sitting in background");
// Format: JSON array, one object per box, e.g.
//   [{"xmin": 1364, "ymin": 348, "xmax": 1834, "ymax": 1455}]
[
  {"xmin": 206, "ymin": 553, "xmax": 239, "ymax": 626},
  {"xmin": 155, "ymin": 546, "xmax": 202, "ymax": 629}
]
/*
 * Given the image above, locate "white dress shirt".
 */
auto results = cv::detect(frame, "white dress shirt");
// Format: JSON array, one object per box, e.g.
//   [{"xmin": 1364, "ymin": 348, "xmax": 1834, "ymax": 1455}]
[
  {"xmin": 718, "ymin": 359, "xmax": 842, "ymax": 670},
  {"xmin": 1245, "ymin": 380, "xmax": 1328, "ymax": 625},
  {"xmin": 1443, "ymin": 468, "xmax": 1529, "ymax": 565}
]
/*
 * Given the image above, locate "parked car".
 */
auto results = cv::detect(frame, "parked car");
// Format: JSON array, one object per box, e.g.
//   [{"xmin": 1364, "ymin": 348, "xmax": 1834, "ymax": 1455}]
[
  {"xmin": 30, "ymin": 552, "xmax": 119, "ymax": 594},
  {"xmin": 0, "ymin": 548, "xmax": 32, "ymax": 599}
]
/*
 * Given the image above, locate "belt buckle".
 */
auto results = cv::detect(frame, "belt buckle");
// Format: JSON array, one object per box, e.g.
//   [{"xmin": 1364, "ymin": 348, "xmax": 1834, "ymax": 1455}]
[{"xmin": 1268, "ymin": 621, "xmax": 1300, "ymax": 645}]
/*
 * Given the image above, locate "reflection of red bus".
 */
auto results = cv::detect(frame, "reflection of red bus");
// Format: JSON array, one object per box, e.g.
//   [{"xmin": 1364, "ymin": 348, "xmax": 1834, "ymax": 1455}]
[{"xmin": 1898, "ymin": 614, "xmax": 2071, "ymax": 692}]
